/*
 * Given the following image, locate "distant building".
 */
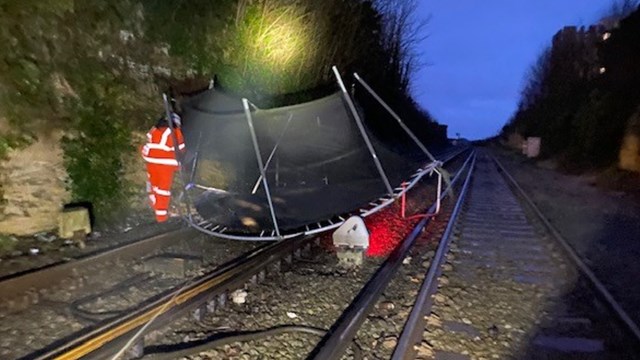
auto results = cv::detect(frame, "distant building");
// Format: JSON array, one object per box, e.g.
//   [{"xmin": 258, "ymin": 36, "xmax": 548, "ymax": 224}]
[{"xmin": 551, "ymin": 24, "xmax": 609, "ymax": 80}]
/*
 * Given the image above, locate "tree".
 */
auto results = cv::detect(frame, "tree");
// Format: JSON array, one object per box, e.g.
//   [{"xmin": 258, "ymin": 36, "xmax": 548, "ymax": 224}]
[
  {"xmin": 374, "ymin": 0, "xmax": 427, "ymax": 94},
  {"xmin": 600, "ymin": 0, "xmax": 640, "ymax": 27}
]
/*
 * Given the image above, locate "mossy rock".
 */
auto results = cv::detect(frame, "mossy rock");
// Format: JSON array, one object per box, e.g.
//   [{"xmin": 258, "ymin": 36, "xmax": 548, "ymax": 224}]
[{"xmin": 0, "ymin": 234, "xmax": 17, "ymax": 257}]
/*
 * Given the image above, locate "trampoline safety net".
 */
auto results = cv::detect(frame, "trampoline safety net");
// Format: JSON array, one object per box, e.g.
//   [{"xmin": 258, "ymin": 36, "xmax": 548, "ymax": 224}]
[{"xmin": 180, "ymin": 87, "xmax": 429, "ymax": 237}]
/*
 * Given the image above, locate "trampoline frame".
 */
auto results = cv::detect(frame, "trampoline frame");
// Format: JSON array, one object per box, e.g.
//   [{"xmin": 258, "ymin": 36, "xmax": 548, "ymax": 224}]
[{"xmin": 182, "ymin": 67, "xmax": 454, "ymax": 241}]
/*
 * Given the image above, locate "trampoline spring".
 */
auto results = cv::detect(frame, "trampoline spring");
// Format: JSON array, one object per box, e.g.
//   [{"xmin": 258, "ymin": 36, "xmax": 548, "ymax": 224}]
[
  {"xmin": 211, "ymin": 225, "xmax": 220, "ymax": 232},
  {"xmin": 271, "ymin": 230, "xmax": 275, "ymax": 237},
  {"xmin": 197, "ymin": 220, "xmax": 208, "ymax": 226},
  {"xmin": 369, "ymin": 202, "xmax": 377, "ymax": 206},
  {"xmin": 305, "ymin": 225, "xmax": 310, "ymax": 232},
  {"xmin": 338, "ymin": 216, "xmax": 346, "ymax": 221},
  {"xmin": 203, "ymin": 223, "xmax": 213, "ymax": 230},
  {"xmin": 316, "ymin": 222, "xmax": 322, "ymax": 229},
  {"xmin": 219, "ymin": 227, "xmax": 227, "ymax": 233},
  {"xmin": 260, "ymin": 230, "xmax": 266, "ymax": 237},
  {"xmin": 328, "ymin": 219, "xmax": 334, "ymax": 225}
]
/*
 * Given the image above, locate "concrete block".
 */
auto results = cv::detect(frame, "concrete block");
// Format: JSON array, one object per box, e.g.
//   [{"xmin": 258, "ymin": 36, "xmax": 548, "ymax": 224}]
[
  {"xmin": 58, "ymin": 207, "xmax": 91, "ymax": 239},
  {"xmin": 336, "ymin": 247, "xmax": 365, "ymax": 267},
  {"xmin": 526, "ymin": 137, "xmax": 541, "ymax": 158}
]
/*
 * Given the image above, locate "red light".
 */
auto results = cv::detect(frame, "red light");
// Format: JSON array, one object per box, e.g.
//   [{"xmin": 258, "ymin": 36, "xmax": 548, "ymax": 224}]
[{"xmin": 365, "ymin": 203, "xmax": 420, "ymax": 257}]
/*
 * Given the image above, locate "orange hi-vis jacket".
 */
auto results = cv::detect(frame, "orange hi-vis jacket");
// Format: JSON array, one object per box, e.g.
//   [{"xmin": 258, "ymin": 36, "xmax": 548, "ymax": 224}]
[{"xmin": 141, "ymin": 126, "xmax": 186, "ymax": 167}]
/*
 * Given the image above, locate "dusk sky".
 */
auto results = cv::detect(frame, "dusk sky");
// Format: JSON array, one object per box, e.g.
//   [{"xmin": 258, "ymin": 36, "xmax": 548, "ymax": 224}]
[{"xmin": 414, "ymin": 1, "xmax": 611, "ymax": 140}]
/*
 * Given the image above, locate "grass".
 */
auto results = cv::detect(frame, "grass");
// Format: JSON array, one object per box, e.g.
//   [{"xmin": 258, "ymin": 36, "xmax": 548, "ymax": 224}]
[
  {"xmin": 0, "ymin": 234, "xmax": 17, "ymax": 257},
  {"xmin": 595, "ymin": 167, "xmax": 640, "ymax": 198}
]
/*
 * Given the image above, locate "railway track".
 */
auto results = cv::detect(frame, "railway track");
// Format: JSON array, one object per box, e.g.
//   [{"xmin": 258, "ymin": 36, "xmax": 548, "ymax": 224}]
[
  {"xmin": 107, "ymin": 150, "xmax": 473, "ymax": 360},
  {"xmin": 0, "ymin": 228, "xmax": 262, "ymax": 359},
  {"xmin": 3, "ymin": 147, "xmax": 468, "ymax": 359},
  {"xmin": 385, "ymin": 150, "xmax": 640, "ymax": 359},
  {"xmin": 0, "ymin": 227, "xmax": 193, "ymax": 309},
  {"xmin": 8, "ymin": 146, "xmax": 639, "ymax": 360}
]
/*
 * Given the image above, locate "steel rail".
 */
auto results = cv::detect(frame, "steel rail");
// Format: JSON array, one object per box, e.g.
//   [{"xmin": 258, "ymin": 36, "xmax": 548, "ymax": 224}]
[
  {"xmin": 29, "ymin": 235, "xmax": 311, "ymax": 360},
  {"xmin": 391, "ymin": 152, "xmax": 477, "ymax": 359},
  {"xmin": 0, "ymin": 226, "xmax": 190, "ymax": 305},
  {"xmin": 306, "ymin": 150, "xmax": 475, "ymax": 360},
  {"xmin": 492, "ymin": 154, "xmax": 640, "ymax": 346}
]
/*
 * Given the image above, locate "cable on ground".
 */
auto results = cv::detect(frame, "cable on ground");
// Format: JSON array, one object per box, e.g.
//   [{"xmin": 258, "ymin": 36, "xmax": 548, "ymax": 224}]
[{"xmin": 141, "ymin": 325, "xmax": 362, "ymax": 360}]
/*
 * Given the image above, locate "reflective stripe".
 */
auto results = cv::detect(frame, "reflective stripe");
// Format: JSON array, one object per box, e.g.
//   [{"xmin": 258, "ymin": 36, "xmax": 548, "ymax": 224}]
[
  {"xmin": 159, "ymin": 128, "xmax": 172, "ymax": 146},
  {"xmin": 145, "ymin": 143, "xmax": 177, "ymax": 151},
  {"xmin": 153, "ymin": 187, "xmax": 171, "ymax": 196},
  {"xmin": 142, "ymin": 156, "xmax": 179, "ymax": 166},
  {"xmin": 148, "ymin": 194, "xmax": 156, "ymax": 205},
  {"xmin": 178, "ymin": 143, "xmax": 186, "ymax": 150},
  {"xmin": 155, "ymin": 210, "xmax": 168, "ymax": 215},
  {"xmin": 146, "ymin": 132, "xmax": 152, "ymax": 141}
]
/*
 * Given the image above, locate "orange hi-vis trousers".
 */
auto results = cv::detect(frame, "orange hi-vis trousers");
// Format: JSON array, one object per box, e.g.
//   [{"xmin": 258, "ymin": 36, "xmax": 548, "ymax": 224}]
[{"xmin": 146, "ymin": 163, "xmax": 176, "ymax": 222}]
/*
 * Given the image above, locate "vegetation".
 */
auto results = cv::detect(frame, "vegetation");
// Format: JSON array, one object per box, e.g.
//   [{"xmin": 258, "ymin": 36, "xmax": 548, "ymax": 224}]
[
  {"xmin": 0, "ymin": 0, "xmax": 438, "ymax": 223},
  {"xmin": 502, "ymin": 1, "xmax": 640, "ymax": 170},
  {"xmin": 61, "ymin": 59, "xmax": 147, "ymax": 219}
]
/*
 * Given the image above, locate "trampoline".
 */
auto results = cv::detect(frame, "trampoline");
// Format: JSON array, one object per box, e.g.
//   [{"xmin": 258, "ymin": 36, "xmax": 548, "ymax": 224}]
[{"xmin": 178, "ymin": 67, "xmax": 445, "ymax": 240}]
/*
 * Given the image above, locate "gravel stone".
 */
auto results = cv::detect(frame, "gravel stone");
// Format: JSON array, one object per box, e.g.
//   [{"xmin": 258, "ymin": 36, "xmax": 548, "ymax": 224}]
[{"xmin": 0, "ymin": 234, "xmax": 259, "ymax": 359}]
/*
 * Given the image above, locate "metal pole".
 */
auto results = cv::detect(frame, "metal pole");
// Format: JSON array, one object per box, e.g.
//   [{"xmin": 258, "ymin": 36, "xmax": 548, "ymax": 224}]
[
  {"xmin": 332, "ymin": 66, "xmax": 393, "ymax": 196},
  {"xmin": 436, "ymin": 169, "xmax": 442, "ymax": 214},
  {"xmin": 353, "ymin": 73, "xmax": 438, "ymax": 164},
  {"xmin": 251, "ymin": 113, "xmax": 293, "ymax": 194},
  {"xmin": 189, "ymin": 131, "xmax": 203, "ymax": 184},
  {"xmin": 401, "ymin": 182, "xmax": 407, "ymax": 218},
  {"xmin": 162, "ymin": 93, "xmax": 193, "ymax": 221},
  {"xmin": 242, "ymin": 98, "xmax": 281, "ymax": 238}
]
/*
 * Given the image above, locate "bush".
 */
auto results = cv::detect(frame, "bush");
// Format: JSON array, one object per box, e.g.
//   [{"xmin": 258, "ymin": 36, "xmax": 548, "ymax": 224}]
[{"xmin": 62, "ymin": 67, "xmax": 137, "ymax": 222}]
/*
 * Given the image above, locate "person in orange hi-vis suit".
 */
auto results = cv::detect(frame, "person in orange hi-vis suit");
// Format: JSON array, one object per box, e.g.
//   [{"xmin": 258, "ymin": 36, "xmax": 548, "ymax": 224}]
[{"xmin": 141, "ymin": 113, "xmax": 186, "ymax": 222}]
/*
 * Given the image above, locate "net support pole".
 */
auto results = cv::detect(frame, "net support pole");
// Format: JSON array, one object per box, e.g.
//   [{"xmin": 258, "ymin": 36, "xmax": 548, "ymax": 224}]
[
  {"xmin": 251, "ymin": 113, "xmax": 292, "ymax": 194},
  {"xmin": 332, "ymin": 66, "xmax": 394, "ymax": 196},
  {"xmin": 188, "ymin": 131, "xmax": 203, "ymax": 185},
  {"xmin": 242, "ymin": 98, "xmax": 282, "ymax": 238},
  {"xmin": 353, "ymin": 73, "xmax": 439, "ymax": 164},
  {"xmin": 162, "ymin": 93, "xmax": 193, "ymax": 222},
  {"xmin": 435, "ymin": 169, "xmax": 442, "ymax": 214}
]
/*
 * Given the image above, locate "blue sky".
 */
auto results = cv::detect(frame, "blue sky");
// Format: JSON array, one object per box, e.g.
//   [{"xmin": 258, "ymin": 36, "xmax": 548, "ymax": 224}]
[{"xmin": 413, "ymin": 1, "xmax": 611, "ymax": 140}]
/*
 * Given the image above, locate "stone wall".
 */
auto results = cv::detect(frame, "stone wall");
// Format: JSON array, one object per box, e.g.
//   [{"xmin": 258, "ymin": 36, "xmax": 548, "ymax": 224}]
[
  {"xmin": 0, "ymin": 130, "xmax": 152, "ymax": 236},
  {"xmin": 0, "ymin": 132, "xmax": 69, "ymax": 235},
  {"xmin": 619, "ymin": 111, "xmax": 640, "ymax": 172},
  {"xmin": 619, "ymin": 134, "xmax": 640, "ymax": 172}
]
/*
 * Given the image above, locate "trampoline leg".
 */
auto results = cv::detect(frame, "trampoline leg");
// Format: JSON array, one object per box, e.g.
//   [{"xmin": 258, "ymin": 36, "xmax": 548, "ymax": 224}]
[
  {"xmin": 401, "ymin": 182, "xmax": 408, "ymax": 219},
  {"xmin": 243, "ymin": 98, "xmax": 282, "ymax": 238},
  {"xmin": 332, "ymin": 66, "xmax": 394, "ymax": 196},
  {"xmin": 436, "ymin": 170, "xmax": 442, "ymax": 214}
]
